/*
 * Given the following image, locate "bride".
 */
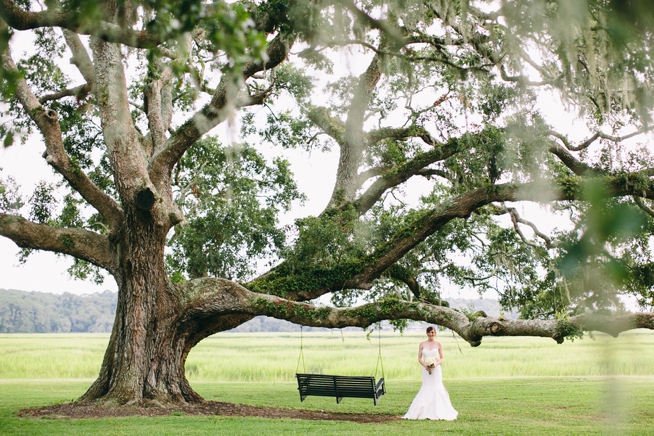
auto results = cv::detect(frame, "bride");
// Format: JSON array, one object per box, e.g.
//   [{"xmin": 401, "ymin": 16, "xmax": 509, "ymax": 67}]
[{"xmin": 403, "ymin": 326, "xmax": 458, "ymax": 420}]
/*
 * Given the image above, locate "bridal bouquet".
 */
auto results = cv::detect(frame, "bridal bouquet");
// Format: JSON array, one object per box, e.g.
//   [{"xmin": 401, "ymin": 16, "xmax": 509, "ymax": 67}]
[{"xmin": 424, "ymin": 357, "xmax": 436, "ymax": 374}]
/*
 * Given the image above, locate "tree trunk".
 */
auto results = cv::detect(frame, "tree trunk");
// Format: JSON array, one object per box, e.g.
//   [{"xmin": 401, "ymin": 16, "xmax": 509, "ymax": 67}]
[{"xmin": 79, "ymin": 207, "xmax": 202, "ymax": 405}]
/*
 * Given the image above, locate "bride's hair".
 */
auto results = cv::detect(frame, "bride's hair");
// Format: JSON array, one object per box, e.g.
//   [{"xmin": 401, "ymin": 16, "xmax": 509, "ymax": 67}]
[{"xmin": 426, "ymin": 326, "xmax": 436, "ymax": 334}]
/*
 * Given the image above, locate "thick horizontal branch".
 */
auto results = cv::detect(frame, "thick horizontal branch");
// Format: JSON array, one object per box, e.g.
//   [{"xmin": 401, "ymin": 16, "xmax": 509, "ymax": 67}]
[
  {"xmin": 569, "ymin": 313, "xmax": 654, "ymax": 337},
  {"xmin": 0, "ymin": 0, "xmax": 163, "ymax": 48},
  {"xmin": 0, "ymin": 213, "xmax": 116, "ymax": 273},
  {"xmin": 366, "ymin": 125, "xmax": 437, "ymax": 146},
  {"xmin": 250, "ymin": 297, "xmax": 654, "ymax": 346},
  {"xmin": 179, "ymin": 278, "xmax": 654, "ymax": 346},
  {"xmin": 38, "ymin": 83, "xmax": 91, "ymax": 104}
]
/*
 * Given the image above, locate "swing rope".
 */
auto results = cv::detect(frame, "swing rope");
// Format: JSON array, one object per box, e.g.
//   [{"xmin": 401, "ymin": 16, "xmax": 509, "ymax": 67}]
[
  {"xmin": 296, "ymin": 325, "xmax": 306, "ymax": 374},
  {"xmin": 374, "ymin": 325, "xmax": 385, "ymax": 379},
  {"xmin": 452, "ymin": 329, "xmax": 464, "ymax": 355},
  {"xmin": 296, "ymin": 324, "xmax": 385, "ymax": 380}
]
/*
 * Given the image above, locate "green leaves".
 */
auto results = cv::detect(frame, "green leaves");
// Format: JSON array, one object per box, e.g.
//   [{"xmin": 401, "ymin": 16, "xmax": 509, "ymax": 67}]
[
  {"xmin": 554, "ymin": 183, "xmax": 649, "ymax": 312},
  {"xmin": 443, "ymin": 126, "xmax": 507, "ymax": 192},
  {"xmin": 168, "ymin": 136, "xmax": 303, "ymax": 280},
  {"xmin": 289, "ymin": 206, "xmax": 369, "ymax": 269},
  {"xmin": 271, "ymin": 63, "xmax": 314, "ymax": 103},
  {"xmin": 0, "ymin": 174, "xmax": 23, "ymax": 213},
  {"xmin": 560, "ymin": 183, "xmax": 647, "ymax": 273},
  {"xmin": 197, "ymin": 2, "xmax": 267, "ymax": 71},
  {"xmin": 28, "ymin": 181, "xmax": 56, "ymax": 224}
]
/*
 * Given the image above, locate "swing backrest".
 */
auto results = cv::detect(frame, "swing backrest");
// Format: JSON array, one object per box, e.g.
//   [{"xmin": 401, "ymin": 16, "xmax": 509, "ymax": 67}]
[{"xmin": 296, "ymin": 373, "xmax": 386, "ymax": 405}]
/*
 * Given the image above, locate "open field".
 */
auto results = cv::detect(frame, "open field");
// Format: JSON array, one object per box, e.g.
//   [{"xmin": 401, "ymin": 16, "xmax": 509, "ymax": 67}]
[
  {"xmin": 2, "ymin": 330, "xmax": 654, "ymax": 380},
  {"xmin": 1, "ymin": 330, "xmax": 653, "ymax": 435}
]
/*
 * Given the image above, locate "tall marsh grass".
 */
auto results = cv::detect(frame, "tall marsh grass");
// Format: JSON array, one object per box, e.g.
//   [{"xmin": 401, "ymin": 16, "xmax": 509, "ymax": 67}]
[{"xmin": 1, "ymin": 330, "xmax": 653, "ymax": 382}]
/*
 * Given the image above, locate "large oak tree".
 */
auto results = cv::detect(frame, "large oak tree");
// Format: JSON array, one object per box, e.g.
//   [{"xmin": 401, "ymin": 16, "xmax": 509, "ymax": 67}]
[{"xmin": 1, "ymin": 0, "xmax": 654, "ymax": 405}]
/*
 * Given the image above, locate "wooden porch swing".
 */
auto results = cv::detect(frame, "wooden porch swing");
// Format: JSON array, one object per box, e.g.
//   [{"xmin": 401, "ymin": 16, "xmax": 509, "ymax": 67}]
[{"xmin": 294, "ymin": 326, "xmax": 386, "ymax": 405}]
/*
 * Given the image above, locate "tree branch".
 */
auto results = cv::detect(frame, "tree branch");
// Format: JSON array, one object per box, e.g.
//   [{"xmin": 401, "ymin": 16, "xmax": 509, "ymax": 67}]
[
  {"xmin": 548, "ymin": 128, "xmax": 652, "ymax": 152},
  {"xmin": 633, "ymin": 196, "xmax": 654, "ymax": 218},
  {"xmin": 366, "ymin": 125, "xmax": 438, "ymax": 146},
  {"xmin": 149, "ymin": 31, "xmax": 295, "ymax": 187},
  {"xmin": 331, "ymin": 0, "xmax": 404, "ymax": 46},
  {"xmin": 306, "ymin": 106, "xmax": 346, "ymax": 145},
  {"xmin": 144, "ymin": 59, "xmax": 172, "ymax": 154},
  {"xmin": 387, "ymin": 264, "xmax": 422, "ymax": 299},
  {"xmin": 306, "ymin": 38, "xmax": 484, "ymax": 74},
  {"xmin": 416, "ymin": 168, "xmax": 452, "ymax": 181},
  {"xmin": 355, "ymin": 165, "xmax": 392, "ymax": 186},
  {"xmin": 62, "ymin": 29, "xmax": 96, "ymax": 84},
  {"xmin": 236, "ymin": 85, "xmax": 275, "ymax": 108},
  {"xmin": 0, "ymin": 213, "xmax": 116, "ymax": 273},
  {"xmin": 147, "ymin": 35, "xmax": 197, "ymax": 156},
  {"xmin": 0, "ymin": 0, "xmax": 164, "ymax": 48},
  {"xmin": 37, "ymin": 29, "xmax": 98, "ymax": 104},
  {"xmin": 253, "ymin": 185, "xmax": 536, "ymax": 301},
  {"xmin": 180, "ymin": 278, "xmax": 654, "ymax": 347},
  {"xmin": 38, "ymin": 84, "xmax": 91, "ymax": 104},
  {"xmin": 349, "ymin": 176, "xmax": 654, "ymax": 289},
  {"xmin": 330, "ymin": 40, "xmax": 387, "ymax": 205},
  {"xmin": 548, "ymin": 143, "xmax": 600, "ymax": 176},
  {"xmin": 354, "ymin": 137, "xmax": 466, "ymax": 214},
  {"xmin": 495, "ymin": 205, "xmax": 554, "ymax": 248},
  {"xmin": 1, "ymin": 38, "xmax": 124, "ymax": 229},
  {"xmin": 250, "ymin": 295, "xmax": 654, "ymax": 346},
  {"xmin": 251, "ymin": 174, "xmax": 654, "ymax": 303},
  {"xmin": 500, "ymin": 65, "xmax": 561, "ymax": 87}
]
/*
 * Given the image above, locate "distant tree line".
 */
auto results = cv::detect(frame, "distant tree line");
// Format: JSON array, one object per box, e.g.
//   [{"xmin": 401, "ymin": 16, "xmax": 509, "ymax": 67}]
[
  {"xmin": 0, "ymin": 288, "xmax": 505, "ymax": 333},
  {"xmin": 0, "ymin": 289, "xmax": 116, "ymax": 333}
]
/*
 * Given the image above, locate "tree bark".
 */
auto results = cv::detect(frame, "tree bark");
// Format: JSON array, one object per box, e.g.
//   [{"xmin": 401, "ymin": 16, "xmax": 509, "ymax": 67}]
[{"xmin": 79, "ymin": 205, "xmax": 203, "ymax": 404}]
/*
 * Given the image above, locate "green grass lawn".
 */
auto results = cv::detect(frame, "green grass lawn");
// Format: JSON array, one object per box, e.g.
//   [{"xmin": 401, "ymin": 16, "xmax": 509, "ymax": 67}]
[
  {"xmin": 1, "ymin": 377, "xmax": 653, "ymax": 435},
  {"xmin": 1, "ymin": 331, "xmax": 653, "ymax": 435}
]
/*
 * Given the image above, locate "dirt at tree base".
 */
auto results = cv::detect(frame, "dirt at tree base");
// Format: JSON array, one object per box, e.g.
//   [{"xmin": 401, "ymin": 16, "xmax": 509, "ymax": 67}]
[{"xmin": 18, "ymin": 401, "xmax": 401, "ymax": 423}]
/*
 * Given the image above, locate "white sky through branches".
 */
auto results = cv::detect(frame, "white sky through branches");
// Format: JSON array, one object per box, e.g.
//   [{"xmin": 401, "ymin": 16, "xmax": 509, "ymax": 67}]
[{"xmin": 0, "ymin": 26, "xmax": 648, "ymax": 305}]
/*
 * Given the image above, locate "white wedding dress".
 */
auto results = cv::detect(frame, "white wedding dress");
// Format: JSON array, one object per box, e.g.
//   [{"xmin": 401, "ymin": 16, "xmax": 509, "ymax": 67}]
[{"xmin": 403, "ymin": 347, "xmax": 458, "ymax": 420}]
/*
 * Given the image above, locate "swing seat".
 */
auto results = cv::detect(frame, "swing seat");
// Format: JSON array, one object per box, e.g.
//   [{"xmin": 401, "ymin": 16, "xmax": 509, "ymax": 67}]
[{"xmin": 295, "ymin": 373, "xmax": 386, "ymax": 405}]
